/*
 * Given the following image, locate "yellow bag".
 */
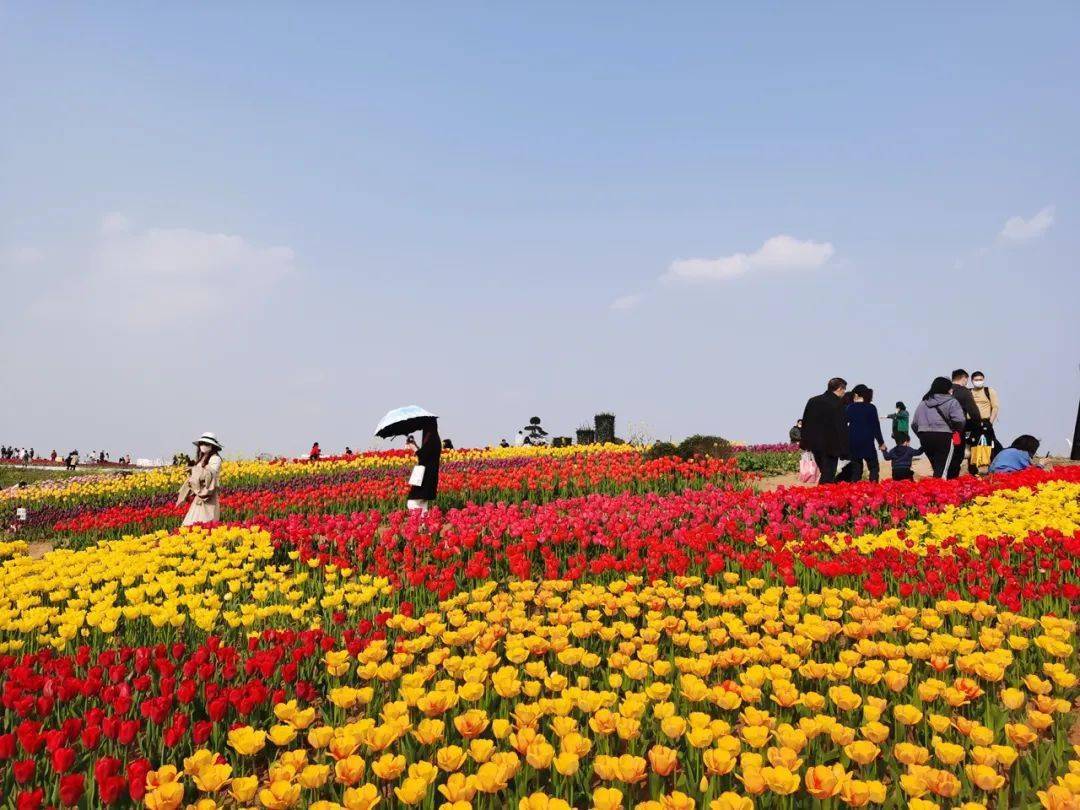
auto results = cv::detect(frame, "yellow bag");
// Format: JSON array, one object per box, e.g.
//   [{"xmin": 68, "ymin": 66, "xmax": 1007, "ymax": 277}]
[{"xmin": 970, "ymin": 443, "xmax": 992, "ymax": 468}]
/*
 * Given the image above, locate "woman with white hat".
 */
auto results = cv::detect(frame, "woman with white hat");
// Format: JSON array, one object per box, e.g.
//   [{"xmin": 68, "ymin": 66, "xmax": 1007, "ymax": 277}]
[{"xmin": 177, "ymin": 432, "xmax": 223, "ymax": 526}]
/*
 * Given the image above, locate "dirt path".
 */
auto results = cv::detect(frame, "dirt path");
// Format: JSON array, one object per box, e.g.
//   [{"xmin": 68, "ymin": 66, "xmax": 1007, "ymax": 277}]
[{"xmin": 753, "ymin": 456, "xmax": 937, "ymax": 492}]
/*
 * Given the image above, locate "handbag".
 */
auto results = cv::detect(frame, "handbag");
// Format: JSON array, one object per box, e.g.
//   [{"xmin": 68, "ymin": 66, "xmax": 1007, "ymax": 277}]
[
  {"xmin": 408, "ymin": 465, "xmax": 426, "ymax": 487},
  {"xmin": 798, "ymin": 451, "xmax": 819, "ymax": 484},
  {"xmin": 970, "ymin": 436, "xmax": 992, "ymax": 468}
]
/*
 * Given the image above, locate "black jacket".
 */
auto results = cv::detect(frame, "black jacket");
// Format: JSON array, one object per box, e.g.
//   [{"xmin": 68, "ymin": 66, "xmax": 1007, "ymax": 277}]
[
  {"xmin": 951, "ymin": 384, "xmax": 981, "ymax": 424},
  {"xmin": 800, "ymin": 391, "xmax": 849, "ymax": 457},
  {"xmin": 409, "ymin": 432, "xmax": 441, "ymax": 501}
]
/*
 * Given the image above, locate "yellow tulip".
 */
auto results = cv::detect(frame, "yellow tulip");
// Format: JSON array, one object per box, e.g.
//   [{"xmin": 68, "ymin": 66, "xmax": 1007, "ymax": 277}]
[
  {"xmin": 146, "ymin": 765, "xmax": 181, "ymax": 790},
  {"xmin": 268, "ymin": 724, "xmax": 298, "ymax": 746},
  {"xmin": 591, "ymin": 787, "xmax": 624, "ymax": 810},
  {"xmin": 342, "ymin": 783, "xmax": 381, "ymax": 810},
  {"xmin": 659, "ymin": 792, "xmax": 695, "ymax": 810},
  {"xmin": 893, "ymin": 704, "xmax": 923, "ymax": 725},
  {"xmin": 1037, "ymin": 785, "xmax": 1080, "ymax": 810},
  {"xmin": 407, "ymin": 761, "xmax": 439, "ymax": 787},
  {"xmin": 526, "ymin": 740, "xmax": 556, "ymax": 769},
  {"xmin": 804, "ymin": 763, "xmax": 846, "ymax": 799},
  {"xmin": 473, "ymin": 761, "xmax": 511, "ymax": 793},
  {"xmin": 554, "ymin": 751, "xmax": 580, "ymax": 776},
  {"xmin": 393, "ymin": 777, "xmax": 429, "ymax": 806},
  {"xmin": 736, "ymin": 767, "xmax": 766, "ymax": 796},
  {"xmin": 895, "ymin": 743, "xmax": 930, "ymax": 766},
  {"xmin": 298, "ymin": 764, "xmax": 331, "ymax": 789},
  {"xmin": 1006, "ymin": 723, "xmax": 1039, "ymax": 747},
  {"xmin": 228, "ymin": 726, "xmax": 267, "ymax": 756},
  {"xmin": 613, "ymin": 754, "xmax": 648, "ymax": 784},
  {"xmin": 258, "ymin": 780, "xmax": 302, "ymax": 810},
  {"xmin": 844, "ymin": 741, "xmax": 880, "ymax": 766},
  {"xmin": 437, "ymin": 745, "xmax": 468, "ymax": 772},
  {"xmin": 469, "ymin": 739, "xmax": 495, "ymax": 763},
  {"xmin": 965, "ymin": 764, "xmax": 1005, "ymax": 791},
  {"xmin": 660, "ymin": 715, "xmax": 687, "ymax": 739},
  {"xmin": 761, "ymin": 766, "xmax": 800, "ymax": 795},
  {"xmin": 708, "ymin": 793, "xmax": 754, "ymax": 810},
  {"xmin": 453, "ymin": 709, "xmax": 490, "ymax": 739},
  {"xmin": 518, "ymin": 793, "xmax": 571, "ymax": 810},
  {"xmin": 371, "ymin": 753, "xmax": 405, "ymax": 780},
  {"xmin": 933, "ymin": 739, "xmax": 966, "ymax": 766},
  {"xmin": 648, "ymin": 745, "xmax": 678, "ymax": 776},
  {"xmin": 334, "ymin": 756, "xmax": 366, "ymax": 786},
  {"xmin": 192, "ymin": 763, "xmax": 232, "ymax": 793},
  {"xmin": 183, "ymin": 750, "xmax": 217, "ymax": 777},
  {"xmin": 308, "ymin": 726, "xmax": 336, "ymax": 749},
  {"xmin": 437, "ymin": 773, "xmax": 477, "ymax": 803},
  {"xmin": 703, "ymin": 748, "xmax": 737, "ymax": 776},
  {"xmin": 145, "ymin": 783, "xmax": 186, "ymax": 810}
]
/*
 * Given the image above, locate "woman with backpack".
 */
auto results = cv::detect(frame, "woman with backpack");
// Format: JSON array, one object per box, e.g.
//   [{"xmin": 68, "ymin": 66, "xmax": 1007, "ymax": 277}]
[{"xmin": 912, "ymin": 377, "xmax": 967, "ymax": 479}]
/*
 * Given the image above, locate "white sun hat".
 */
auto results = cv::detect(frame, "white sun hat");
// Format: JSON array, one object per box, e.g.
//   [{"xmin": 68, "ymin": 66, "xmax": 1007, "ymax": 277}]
[{"xmin": 193, "ymin": 431, "xmax": 223, "ymax": 450}]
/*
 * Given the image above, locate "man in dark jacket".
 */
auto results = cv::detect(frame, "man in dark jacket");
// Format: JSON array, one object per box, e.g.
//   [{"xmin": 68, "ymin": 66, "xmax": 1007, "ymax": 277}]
[
  {"xmin": 950, "ymin": 369, "xmax": 981, "ymax": 478},
  {"xmin": 800, "ymin": 377, "xmax": 849, "ymax": 484},
  {"xmin": 950, "ymin": 369, "xmax": 981, "ymax": 426}
]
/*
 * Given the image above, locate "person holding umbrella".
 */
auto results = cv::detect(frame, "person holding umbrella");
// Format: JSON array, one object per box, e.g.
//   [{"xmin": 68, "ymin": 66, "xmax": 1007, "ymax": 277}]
[{"xmin": 375, "ymin": 406, "xmax": 442, "ymax": 513}]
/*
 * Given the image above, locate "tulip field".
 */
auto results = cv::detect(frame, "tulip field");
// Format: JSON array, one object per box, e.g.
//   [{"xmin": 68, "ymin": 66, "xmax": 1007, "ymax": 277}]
[{"xmin": 1, "ymin": 445, "xmax": 1079, "ymax": 809}]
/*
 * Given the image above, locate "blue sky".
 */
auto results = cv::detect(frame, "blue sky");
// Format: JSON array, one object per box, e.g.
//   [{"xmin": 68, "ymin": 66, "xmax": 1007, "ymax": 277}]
[{"xmin": 2, "ymin": 3, "xmax": 1078, "ymax": 457}]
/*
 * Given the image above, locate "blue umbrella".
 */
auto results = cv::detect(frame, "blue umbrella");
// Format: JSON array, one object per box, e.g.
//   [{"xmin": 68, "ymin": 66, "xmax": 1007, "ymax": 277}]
[{"xmin": 374, "ymin": 405, "xmax": 438, "ymax": 439}]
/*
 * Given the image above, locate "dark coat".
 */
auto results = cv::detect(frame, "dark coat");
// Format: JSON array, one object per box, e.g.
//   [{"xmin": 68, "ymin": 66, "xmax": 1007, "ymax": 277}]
[
  {"xmin": 952, "ymin": 384, "xmax": 981, "ymax": 424},
  {"xmin": 409, "ymin": 431, "xmax": 441, "ymax": 500},
  {"xmin": 800, "ymin": 391, "xmax": 849, "ymax": 457},
  {"xmin": 846, "ymin": 402, "xmax": 884, "ymax": 460}
]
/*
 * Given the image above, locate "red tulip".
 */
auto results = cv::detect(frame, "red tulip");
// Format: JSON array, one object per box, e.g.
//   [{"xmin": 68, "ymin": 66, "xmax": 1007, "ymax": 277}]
[
  {"xmin": 51, "ymin": 745, "xmax": 76, "ymax": 773},
  {"xmin": 12, "ymin": 758, "xmax": 35, "ymax": 784},
  {"xmin": 59, "ymin": 773, "xmax": 85, "ymax": 806}
]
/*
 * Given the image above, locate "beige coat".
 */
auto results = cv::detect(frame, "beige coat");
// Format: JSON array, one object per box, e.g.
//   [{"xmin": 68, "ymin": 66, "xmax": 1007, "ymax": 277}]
[
  {"xmin": 971, "ymin": 386, "xmax": 999, "ymax": 422},
  {"xmin": 177, "ymin": 454, "xmax": 222, "ymax": 526}
]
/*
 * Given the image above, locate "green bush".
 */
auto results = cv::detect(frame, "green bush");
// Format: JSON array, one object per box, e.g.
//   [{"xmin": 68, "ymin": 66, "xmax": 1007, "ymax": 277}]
[
  {"xmin": 644, "ymin": 441, "xmax": 679, "ymax": 461},
  {"xmin": 677, "ymin": 435, "xmax": 734, "ymax": 460},
  {"xmin": 645, "ymin": 435, "xmax": 734, "ymax": 461}
]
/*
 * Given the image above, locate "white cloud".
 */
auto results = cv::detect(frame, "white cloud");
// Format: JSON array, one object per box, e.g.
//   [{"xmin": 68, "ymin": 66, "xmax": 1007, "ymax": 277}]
[
  {"xmin": 999, "ymin": 205, "xmax": 1055, "ymax": 242},
  {"xmin": 36, "ymin": 214, "xmax": 295, "ymax": 327},
  {"xmin": 663, "ymin": 234, "xmax": 834, "ymax": 283},
  {"xmin": 610, "ymin": 293, "xmax": 643, "ymax": 311}
]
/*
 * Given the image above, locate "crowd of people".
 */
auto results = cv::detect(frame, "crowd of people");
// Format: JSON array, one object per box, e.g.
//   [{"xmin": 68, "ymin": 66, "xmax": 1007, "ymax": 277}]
[
  {"xmin": 0, "ymin": 446, "xmax": 36, "ymax": 464},
  {"xmin": 1, "ymin": 446, "xmax": 134, "ymax": 468},
  {"xmin": 797, "ymin": 370, "xmax": 1039, "ymax": 485}
]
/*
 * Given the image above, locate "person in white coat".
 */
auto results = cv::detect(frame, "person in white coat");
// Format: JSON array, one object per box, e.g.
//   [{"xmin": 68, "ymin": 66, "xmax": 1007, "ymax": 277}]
[{"xmin": 177, "ymin": 432, "xmax": 223, "ymax": 526}]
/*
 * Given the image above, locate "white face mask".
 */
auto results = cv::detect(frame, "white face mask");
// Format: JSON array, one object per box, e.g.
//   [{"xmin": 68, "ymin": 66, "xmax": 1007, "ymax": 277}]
[{"xmin": 972, "ymin": 380, "xmax": 985, "ymax": 388}]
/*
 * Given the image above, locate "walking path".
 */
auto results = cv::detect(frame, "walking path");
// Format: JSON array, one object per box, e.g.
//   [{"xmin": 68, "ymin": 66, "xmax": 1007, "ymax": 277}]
[{"xmin": 753, "ymin": 456, "xmax": 936, "ymax": 492}]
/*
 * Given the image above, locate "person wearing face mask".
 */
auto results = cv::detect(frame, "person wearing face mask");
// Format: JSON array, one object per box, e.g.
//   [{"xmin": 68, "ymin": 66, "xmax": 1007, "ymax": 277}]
[
  {"xmin": 968, "ymin": 370, "xmax": 1001, "ymax": 473},
  {"xmin": 177, "ymin": 432, "xmax": 223, "ymax": 526},
  {"xmin": 948, "ymin": 369, "xmax": 981, "ymax": 478}
]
